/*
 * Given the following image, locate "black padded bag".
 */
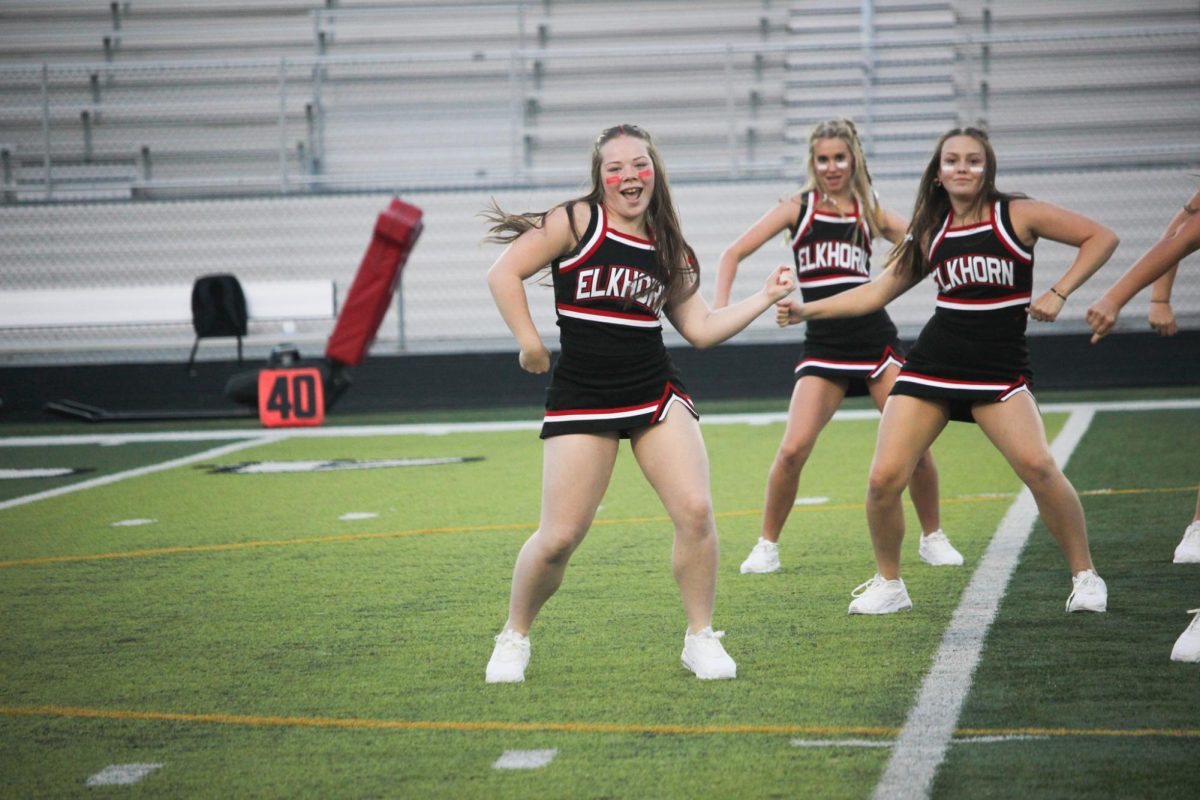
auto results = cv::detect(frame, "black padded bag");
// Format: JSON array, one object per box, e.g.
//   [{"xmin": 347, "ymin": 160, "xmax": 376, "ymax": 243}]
[
  {"xmin": 187, "ymin": 274, "xmax": 248, "ymax": 371},
  {"xmin": 192, "ymin": 274, "xmax": 247, "ymax": 337}
]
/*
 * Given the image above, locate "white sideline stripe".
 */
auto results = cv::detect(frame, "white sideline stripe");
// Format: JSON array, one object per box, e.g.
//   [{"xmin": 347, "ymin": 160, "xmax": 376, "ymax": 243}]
[
  {"xmin": 3, "ymin": 399, "xmax": 1196, "ymax": 448},
  {"xmin": 0, "ymin": 437, "xmax": 278, "ymax": 511},
  {"xmin": 870, "ymin": 408, "xmax": 1096, "ymax": 800},
  {"xmin": 492, "ymin": 749, "xmax": 558, "ymax": 769},
  {"xmin": 85, "ymin": 763, "xmax": 163, "ymax": 786}
]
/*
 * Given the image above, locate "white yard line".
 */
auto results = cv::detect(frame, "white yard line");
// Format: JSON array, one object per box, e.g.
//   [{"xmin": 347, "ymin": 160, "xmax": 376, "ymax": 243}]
[
  {"xmin": 870, "ymin": 408, "xmax": 1096, "ymax": 800},
  {"xmin": 0, "ymin": 436, "xmax": 278, "ymax": 511},
  {"xmin": 2, "ymin": 398, "xmax": 1196, "ymax": 448}
]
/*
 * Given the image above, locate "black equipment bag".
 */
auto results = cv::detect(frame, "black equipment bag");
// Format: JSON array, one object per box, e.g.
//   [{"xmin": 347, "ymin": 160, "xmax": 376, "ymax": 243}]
[{"xmin": 187, "ymin": 273, "xmax": 248, "ymax": 372}]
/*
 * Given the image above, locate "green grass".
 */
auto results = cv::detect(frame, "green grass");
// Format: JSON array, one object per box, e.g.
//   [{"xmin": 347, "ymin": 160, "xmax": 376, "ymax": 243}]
[
  {"xmin": 1, "ymin": 393, "xmax": 1198, "ymax": 798},
  {"xmin": 936, "ymin": 407, "xmax": 1200, "ymax": 800}
]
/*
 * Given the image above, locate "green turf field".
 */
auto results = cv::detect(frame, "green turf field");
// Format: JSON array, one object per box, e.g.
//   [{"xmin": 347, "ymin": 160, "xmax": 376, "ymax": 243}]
[{"xmin": 1, "ymin": 391, "xmax": 1198, "ymax": 798}]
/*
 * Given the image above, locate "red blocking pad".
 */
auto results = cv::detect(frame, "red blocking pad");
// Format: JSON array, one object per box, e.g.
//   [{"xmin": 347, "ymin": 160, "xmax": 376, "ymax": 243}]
[
  {"xmin": 257, "ymin": 367, "xmax": 325, "ymax": 427},
  {"xmin": 325, "ymin": 197, "xmax": 424, "ymax": 367}
]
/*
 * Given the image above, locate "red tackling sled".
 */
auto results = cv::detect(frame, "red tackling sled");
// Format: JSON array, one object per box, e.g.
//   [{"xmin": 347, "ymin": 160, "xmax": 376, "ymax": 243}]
[
  {"xmin": 46, "ymin": 197, "xmax": 424, "ymax": 424},
  {"xmin": 325, "ymin": 197, "xmax": 425, "ymax": 367},
  {"xmin": 218, "ymin": 197, "xmax": 424, "ymax": 424}
]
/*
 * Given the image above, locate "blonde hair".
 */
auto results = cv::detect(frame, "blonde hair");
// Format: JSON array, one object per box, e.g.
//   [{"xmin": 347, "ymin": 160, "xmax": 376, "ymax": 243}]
[{"xmin": 797, "ymin": 118, "xmax": 883, "ymax": 242}]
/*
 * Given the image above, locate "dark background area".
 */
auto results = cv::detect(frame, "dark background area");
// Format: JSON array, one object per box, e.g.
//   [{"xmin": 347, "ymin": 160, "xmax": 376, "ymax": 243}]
[{"xmin": 2, "ymin": 330, "xmax": 1197, "ymax": 424}]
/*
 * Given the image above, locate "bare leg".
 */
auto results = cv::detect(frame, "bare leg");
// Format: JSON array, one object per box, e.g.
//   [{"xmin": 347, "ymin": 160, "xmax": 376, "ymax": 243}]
[
  {"xmin": 761, "ymin": 376, "xmax": 847, "ymax": 542},
  {"xmin": 867, "ymin": 365, "xmax": 941, "ymax": 535},
  {"xmin": 503, "ymin": 432, "xmax": 619, "ymax": 634},
  {"xmin": 972, "ymin": 394, "xmax": 1095, "ymax": 574},
  {"xmin": 630, "ymin": 408, "xmax": 721, "ymax": 633},
  {"xmin": 866, "ymin": 396, "xmax": 950, "ymax": 579}
]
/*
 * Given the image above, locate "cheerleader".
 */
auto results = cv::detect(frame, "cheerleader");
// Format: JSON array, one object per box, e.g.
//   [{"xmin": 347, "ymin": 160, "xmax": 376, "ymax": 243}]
[
  {"xmin": 715, "ymin": 118, "xmax": 962, "ymax": 576},
  {"xmin": 777, "ymin": 127, "xmax": 1118, "ymax": 614},
  {"xmin": 483, "ymin": 124, "xmax": 795, "ymax": 682}
]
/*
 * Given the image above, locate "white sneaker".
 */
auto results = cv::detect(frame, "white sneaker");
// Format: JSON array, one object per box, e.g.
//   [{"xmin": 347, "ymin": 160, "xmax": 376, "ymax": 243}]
[
  {"xmin": 918, "ymin": 529, "xmax": 964, "ymax": 566},
  {"xmin": 739, "ymin": 537, "xmax": 780, "ymax": 574},
  {"xmin": 485, "ymin": 629, "xmax": 531, "ymax": 683},
  {"xmin": 1065, "ymin": 569, "xmax": 1107, "ymax": 613},
  {"xmin": 1174, "ymin": 521, "xmax": 1200, "ymax": 563},
  {"xmin": 681, "ymin": 627, "xmax": 737, "ymax": 680},
  {"xmin": 848, "ymin": 574, "xmax": 912, "ymax": 615},
  {"xmin": 1170, "ymin": 609, "xmax": 1200, "ymax": 662}
]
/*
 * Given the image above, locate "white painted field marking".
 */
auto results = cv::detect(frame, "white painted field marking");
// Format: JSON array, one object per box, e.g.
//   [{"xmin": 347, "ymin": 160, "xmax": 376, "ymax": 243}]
[
  {"xmin": 794, "ymin": 496, "xmax": 830, "ymax": 506},
  {"xmin": 792, "ymin": 738, "xmax": 894, "ymax": 748},
  {"xmin": 2, "ymin": 399, "xmax": 1195, "ymax": 449},
  {"xmin": 0, "ymin": 437, "xmax": 278, "ymax": 511},
  {"xmin": 0, "ymin": 468, "xmax": 79, "ymax": 479},
  {"xmin": 339, "ymin": 512, "xmax": 378, "ymax": 521},
  {"xmin": 209, "ymin": 457, "xmax": 477, "ymax": 474},
  {"xmin": 871, "ymin": 409, "xmax": 1095, "ymax": 800},
  {"xmin": 85, "ymin": 763, "xmax": 162, "ymax": 786},
  {"xmin": 111, "ymin": 519, "xmax": 156, "ymax": 527},
  {"xmin": 791, "ymin": 735, "xmax": 1047, "ymax": 749},
  {"xmin": 492, "ymin": 749, "xmax": 558, "ymax": 769}
]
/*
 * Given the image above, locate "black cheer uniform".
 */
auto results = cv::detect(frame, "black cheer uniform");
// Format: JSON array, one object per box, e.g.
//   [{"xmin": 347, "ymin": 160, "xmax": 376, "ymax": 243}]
[
  {"xmin": 891, "ymin": 198, "xmax": 1034, "ymax": 422},
  {"xmin": 790, "ymin": 190, "xmax": 903, "ymax": 396},
  {"xmin": 540, "ymin": 202, "xmax": 697, "ymax": 439}
]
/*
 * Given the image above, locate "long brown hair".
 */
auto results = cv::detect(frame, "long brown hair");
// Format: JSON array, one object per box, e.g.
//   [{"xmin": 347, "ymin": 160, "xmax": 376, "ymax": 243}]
[
  {"xmin": 482, "ymin": 124, "xmax": 699, "ymax": 306},
  {"xmin": 797, "ymin": 118, "xmax": 883, "ymax": 244},
  {"xmin": 887, "ymin": 126, "xmax": 1023, "ymax": 280}
]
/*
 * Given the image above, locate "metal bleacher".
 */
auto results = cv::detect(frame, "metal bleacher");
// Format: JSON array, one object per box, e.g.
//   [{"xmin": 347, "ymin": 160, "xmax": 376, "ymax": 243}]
[
  {"xmin": 955, "ymin": 0, "xmax": 1200, "ymax": 168},
  {"xmin": 784, "ymin": 1, "xmax": 959, "ymax": 170},
  {"xmin": 1, "ymin": 1, "xmax": 1198, "ymax": 363},
  {"xmin": 311, "ymin": 0, "xmax": 792, "ymax": 182},
  {"xmin": 0, "ymin": 1, "xmax": 320, "ymax": 199}
]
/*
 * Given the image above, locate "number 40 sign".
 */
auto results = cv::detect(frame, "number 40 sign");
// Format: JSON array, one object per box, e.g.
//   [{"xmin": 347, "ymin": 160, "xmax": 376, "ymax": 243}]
[{"xmin": 257, "ymin": 367, "xmax": 326, "ymax": 427}]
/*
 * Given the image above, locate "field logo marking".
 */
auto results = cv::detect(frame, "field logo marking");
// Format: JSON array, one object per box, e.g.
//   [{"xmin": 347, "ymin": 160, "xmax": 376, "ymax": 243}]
[
  {"xmin": 0, "ymin": 437, "xmax": 278, "ymax": 512},
  {"xmin": 203, "ymin": 457, "xmax": 482, "ymax": 474},
  {"xmin": 871, "ymin": 408, "xmax": 1095, "ymax": 800},
  {"xmin": 0, "ymin": 467, "xmax": 93, "ymax": 480}
]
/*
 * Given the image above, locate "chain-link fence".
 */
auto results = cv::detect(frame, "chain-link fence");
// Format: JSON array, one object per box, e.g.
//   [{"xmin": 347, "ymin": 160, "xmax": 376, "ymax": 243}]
[
  {"xmin": 2, "ymin": 166, "xmax": 1197, "ymax": 365},
  {"xmin": 1, "ymin": 3, "xmax": 1198, "ymax": 365}
]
